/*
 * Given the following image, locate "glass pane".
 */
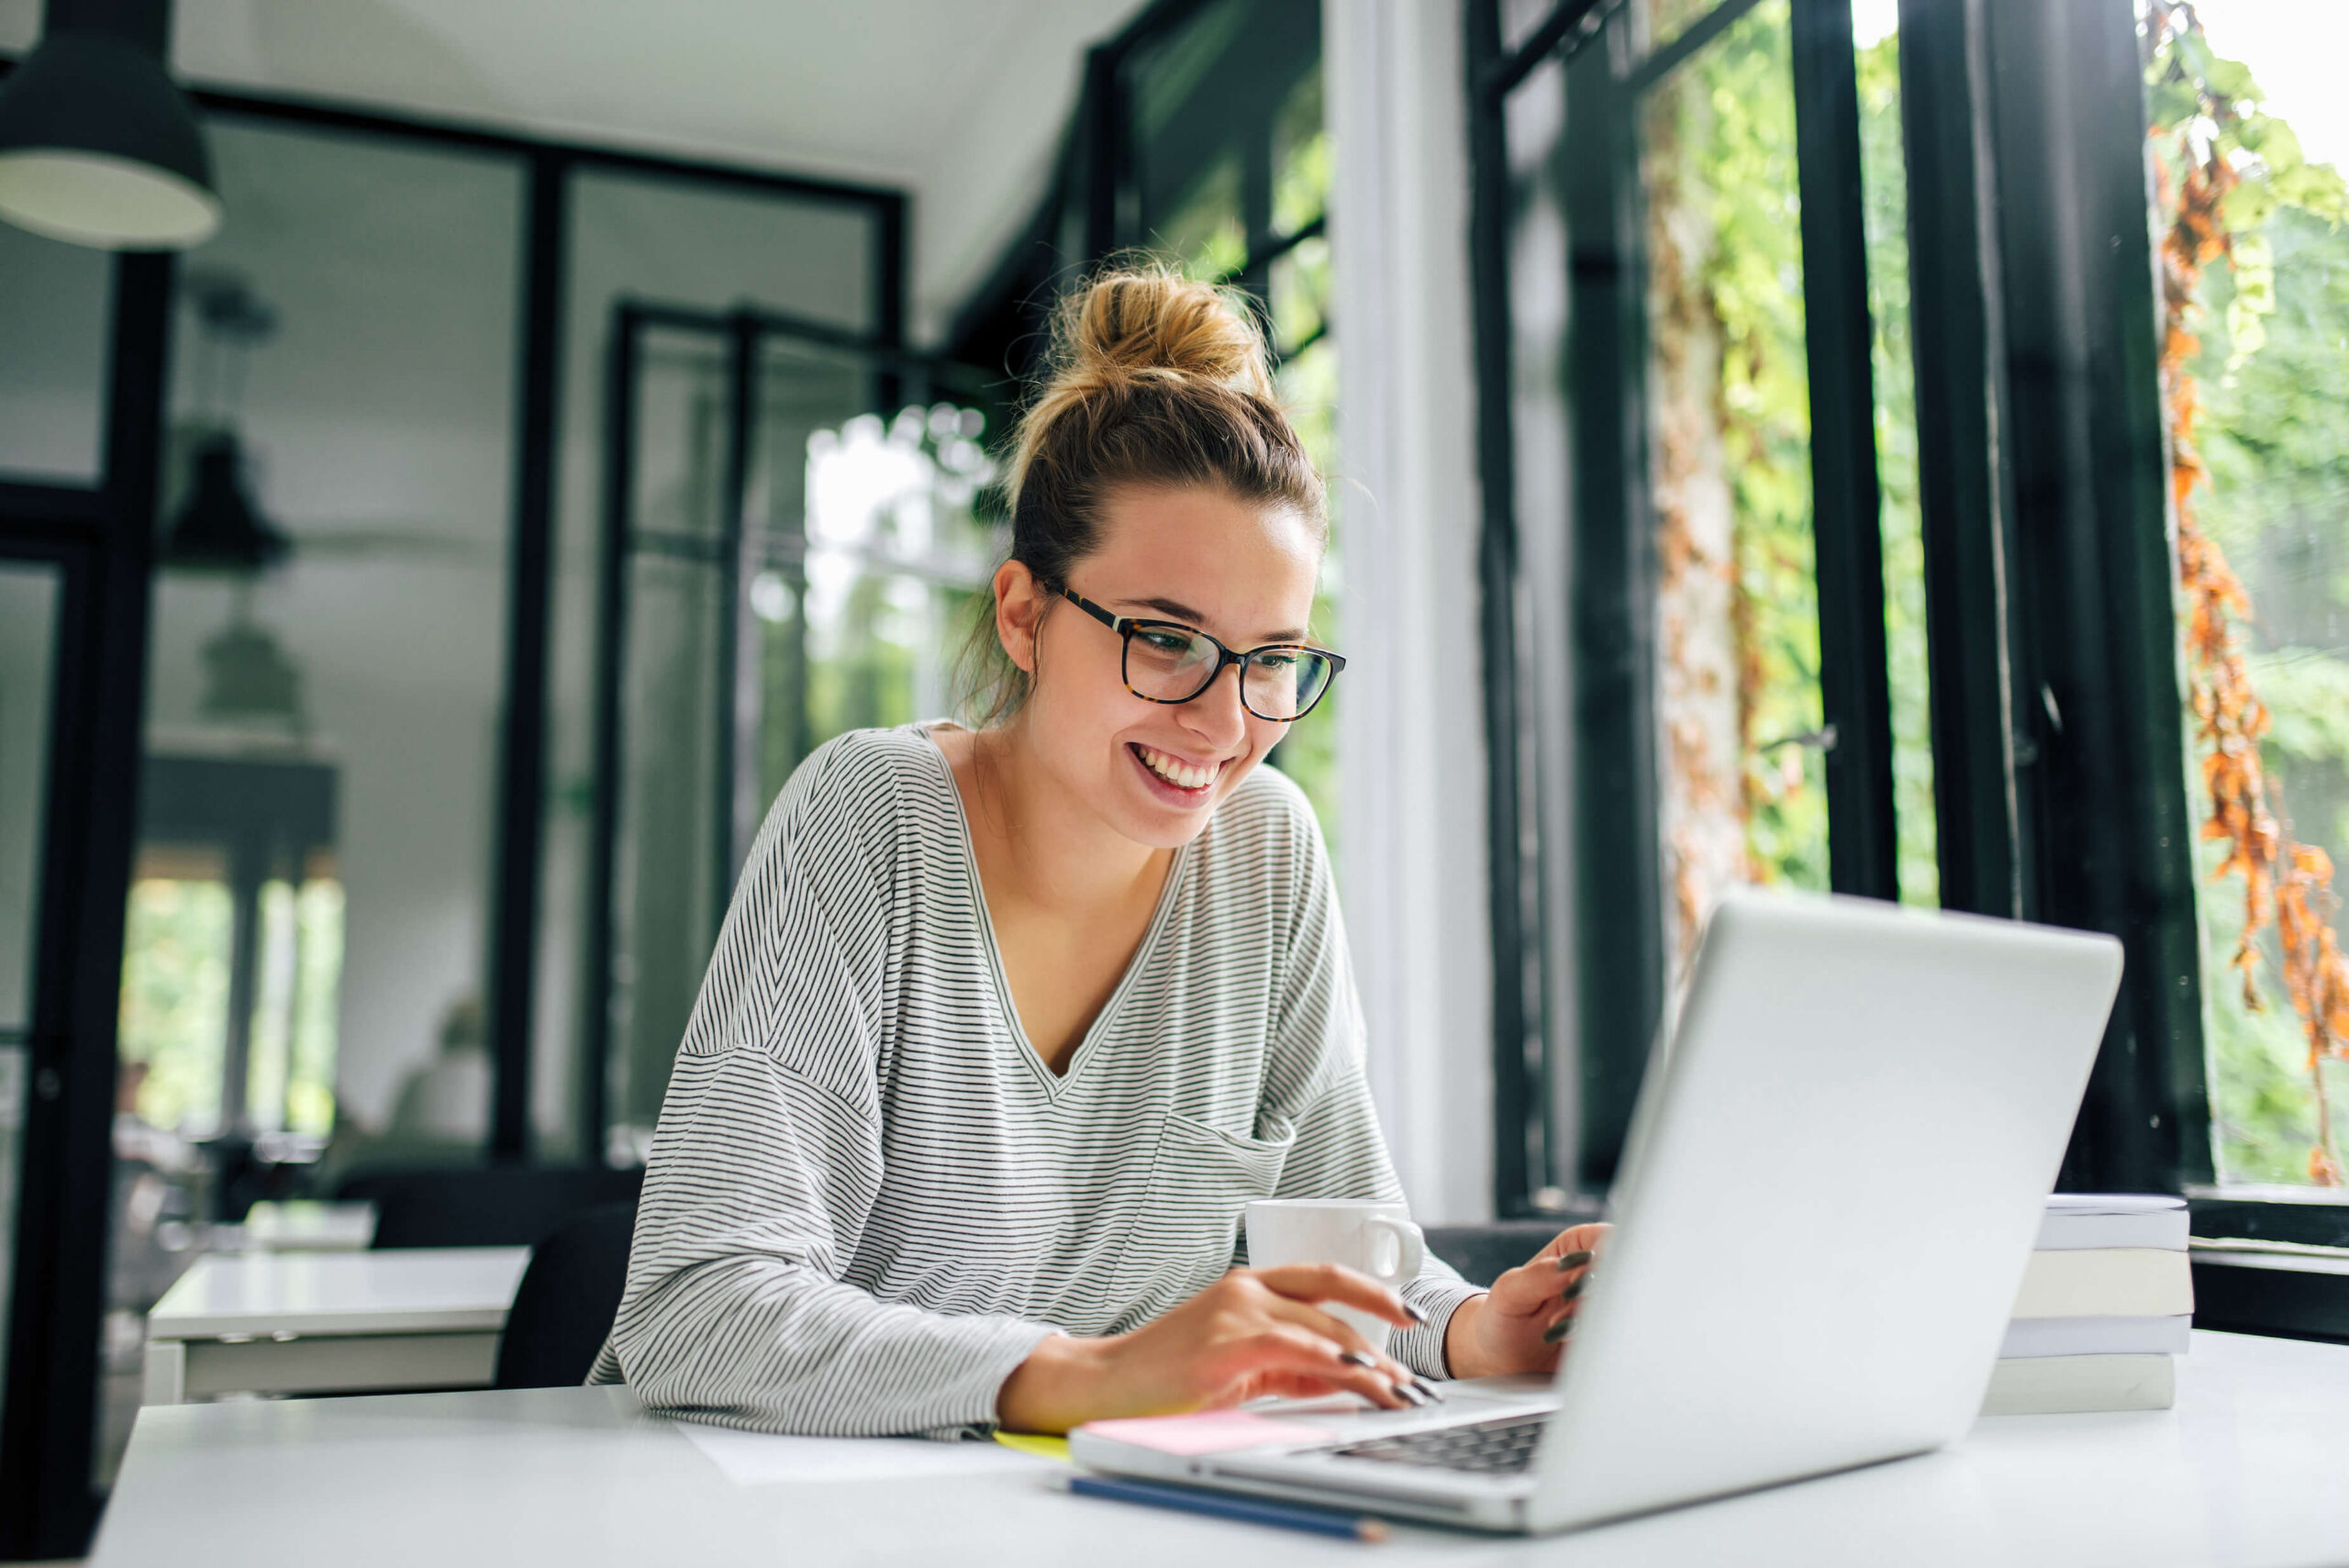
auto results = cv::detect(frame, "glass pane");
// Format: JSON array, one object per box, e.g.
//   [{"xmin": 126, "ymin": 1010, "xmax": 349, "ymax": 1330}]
[
  {"xmin": 1638, "ymin": 0, "xmax": 1826, "ymax": 971},
  {"xmin": 131, "ymin": 119, "xmax": 522, "ymax": 1194},
  {"xmin": 0, "ymin": 221, "xmax": 110, "ymax": 483},
  {"xmin": 0, "ymin": 563, "xmax": 59, "ymax": 1033},
  {"xmin": 1501, "ymin": 39, "xmax": 1577, "ymax": 1174},
  {"xmin": 550, "ymin": 173, "xmax": 881, "ymax": 1164},
  {"xmin": 1851, "ymin": 5, "xmax": 1937, "ymax": 905},
  {"xmin": 1270, "ymin": 65, "xmax": 1330, "ymax": 239},
  {"xmin": 2148, "ymin": 4, "xmax": 2349, "ymax": 1191},
  {"xmin": 605, "ymin": 328, "xmax": 732, "ymax": 1151},
  {"xmin": 0, "ymin": 560, "xmax": 61, "ymax": 1406},
  {"xmin": 1130, "ymin": 0, "xmax": 1320, "ymax": 264}
]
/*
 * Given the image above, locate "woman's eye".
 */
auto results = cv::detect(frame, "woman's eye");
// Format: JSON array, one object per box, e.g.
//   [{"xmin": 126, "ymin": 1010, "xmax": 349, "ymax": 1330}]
[
  {"xmin": 1138, "ymin": 628, "xmax": 1195, "ymax": 656},
  {"xmin": 1255, "ymin": 651, "xmax": 1298, "ymax": 673}
]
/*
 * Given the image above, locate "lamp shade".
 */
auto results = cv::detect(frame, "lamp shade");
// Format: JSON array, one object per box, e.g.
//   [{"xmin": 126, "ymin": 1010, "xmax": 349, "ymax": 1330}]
[
  {"xmin": 0, "ymin": 28, "xmax": 219, "ymax": 249},
  {"xmin": 165, "ymin": 434, "xmax": 290, "ymax": 573}
]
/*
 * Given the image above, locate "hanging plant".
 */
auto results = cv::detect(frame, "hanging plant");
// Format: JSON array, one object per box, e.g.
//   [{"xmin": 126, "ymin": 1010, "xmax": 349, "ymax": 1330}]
[{"xmin": 2147, "ymin": 0, "xmax": 2349, "ymax": 1184}]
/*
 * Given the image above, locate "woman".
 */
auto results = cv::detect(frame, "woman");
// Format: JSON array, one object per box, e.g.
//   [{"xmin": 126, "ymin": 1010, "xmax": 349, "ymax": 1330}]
[{"xmin": 592, "ymin": 268, "xmax": 1601, "ymax": 1437}]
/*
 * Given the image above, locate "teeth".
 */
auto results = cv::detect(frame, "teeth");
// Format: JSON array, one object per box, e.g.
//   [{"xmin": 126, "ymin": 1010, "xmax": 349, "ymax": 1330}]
[{"xmin": 1136, "ymin": 744, "xmax": 1216, "ymax": 791}]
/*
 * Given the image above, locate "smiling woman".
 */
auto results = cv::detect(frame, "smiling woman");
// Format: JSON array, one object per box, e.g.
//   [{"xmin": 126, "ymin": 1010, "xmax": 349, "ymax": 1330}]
[{"xmin": 593, "ymin": 267, "xmax": 1603, "ymax": 1440}]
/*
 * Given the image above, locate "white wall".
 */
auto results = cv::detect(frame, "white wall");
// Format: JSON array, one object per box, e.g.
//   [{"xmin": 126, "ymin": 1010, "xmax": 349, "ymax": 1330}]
[{"xmin": 1325, "ymin": 0, "xmax": 1497, "ymax": 1224}]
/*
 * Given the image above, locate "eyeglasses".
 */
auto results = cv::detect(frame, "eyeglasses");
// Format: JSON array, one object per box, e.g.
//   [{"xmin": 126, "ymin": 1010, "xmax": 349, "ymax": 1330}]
[{"xmin": 1048, "ymin": 584, "xmax": 1346, "ymax": 722}]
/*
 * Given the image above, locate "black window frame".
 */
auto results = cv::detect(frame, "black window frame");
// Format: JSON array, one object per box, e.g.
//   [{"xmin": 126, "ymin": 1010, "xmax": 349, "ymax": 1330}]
[{"xmin": 1464, "ymin": 0, "xmax": 2349, "ymax": 1339}]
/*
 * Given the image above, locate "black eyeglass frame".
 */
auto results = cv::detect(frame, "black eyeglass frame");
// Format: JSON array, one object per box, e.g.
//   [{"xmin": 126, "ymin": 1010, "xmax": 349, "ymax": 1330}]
[{"xmin": 1047, "ymin": 584, "xmax": 1348, "ymax": 722}]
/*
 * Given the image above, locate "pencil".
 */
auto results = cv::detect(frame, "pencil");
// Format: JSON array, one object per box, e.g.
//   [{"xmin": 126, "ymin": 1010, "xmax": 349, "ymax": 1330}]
[{"xmin": 1050, "ymin": 1471, "xmax": 1390, "ymax": 1542}]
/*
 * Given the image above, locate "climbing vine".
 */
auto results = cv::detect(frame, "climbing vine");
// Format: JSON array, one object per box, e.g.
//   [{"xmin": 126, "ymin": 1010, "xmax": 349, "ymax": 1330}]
[{"xmin": 2147, "ymin": 1, "xmax": 2349, "ymax": 1184}]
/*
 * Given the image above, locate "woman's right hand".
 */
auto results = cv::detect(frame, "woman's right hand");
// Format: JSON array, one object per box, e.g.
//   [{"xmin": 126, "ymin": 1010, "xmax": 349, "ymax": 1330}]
[{"xmin": 996, "ymin": 1264, "xmax": 1431, "ymax": 1434}]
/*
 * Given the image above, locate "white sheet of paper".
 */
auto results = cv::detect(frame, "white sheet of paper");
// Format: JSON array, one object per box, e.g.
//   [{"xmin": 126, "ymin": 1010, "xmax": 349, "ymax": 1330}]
[{"xmin": 674, "ymin": 1421, "xmax": 1053, "ymax": 1486}]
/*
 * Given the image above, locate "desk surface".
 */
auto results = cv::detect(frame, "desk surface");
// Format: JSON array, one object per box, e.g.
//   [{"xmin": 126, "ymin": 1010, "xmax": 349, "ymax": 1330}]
[
  {"xmin": 146, "ymin": 1246, "xmax": 531, "ymax": 1340},
  {"xmin": 91, "ymin": 1330, "xmax": 2349, "ymax": 1566}
]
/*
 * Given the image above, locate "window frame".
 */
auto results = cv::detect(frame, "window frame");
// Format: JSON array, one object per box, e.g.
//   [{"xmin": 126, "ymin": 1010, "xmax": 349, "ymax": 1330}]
[
  {"xmin": 1464, "ymin": 0, "xmax": 2349, "ymax": 1338},
  {"xmin": 1465, "ymin": 0, "xmax": 1901, "ymax": 1207}
]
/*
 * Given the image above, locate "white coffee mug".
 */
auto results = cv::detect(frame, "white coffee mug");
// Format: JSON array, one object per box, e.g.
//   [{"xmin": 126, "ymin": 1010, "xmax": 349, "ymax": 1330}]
[{"xmin": 1245, "ymin": 1199, "xmax": 1427, "ymax": 1354}]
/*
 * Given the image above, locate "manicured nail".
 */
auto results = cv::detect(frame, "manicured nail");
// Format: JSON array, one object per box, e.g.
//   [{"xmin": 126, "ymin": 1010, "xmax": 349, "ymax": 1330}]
[
  {"xmin": 1341, "ymin": 1350, "xmax": 1376, "ymax": 1368},
  {"xmin": 1555, "ymin": 1251, "xmax": 1594, "ymax": 1271},
  {"xmin": 1559, "ymin": 1278, "xmax": 1585, "ymax": 1304},
  {"xmin": 1542, "ymin": 1318, "xmax": 1575, "ymax": 1345},
  {"xmin": 1395, "ymin": 1381, "xmax": 1431, "ymax": 1407},
  {"xmin": 1413, "ymin": 1377, "xmax": 1447, "ymax": 1403},
  {"xmin": 1402, "ymin": 1301, "xmax": 1429, "ymax": 1325}
]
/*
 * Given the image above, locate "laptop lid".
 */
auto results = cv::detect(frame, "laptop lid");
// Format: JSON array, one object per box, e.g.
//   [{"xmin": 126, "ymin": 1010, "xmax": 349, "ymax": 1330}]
[{"xmin": 1527, "ymin": 892, "xmax": 2121, "ymax": 1533}]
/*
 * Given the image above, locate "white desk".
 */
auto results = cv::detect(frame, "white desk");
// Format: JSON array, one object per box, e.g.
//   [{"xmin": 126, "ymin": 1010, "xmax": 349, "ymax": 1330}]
[
  {"xmin": 141, "ymin": 1246, "xmax": 531, "ymax": 1404},
  {"xmin": 93, "ymin": 1331, "xmax": 2349, "ymax": 1566},
  {"xmin": 241, "ymin": 1200, "xmax": 379, "ymax": 1251}
]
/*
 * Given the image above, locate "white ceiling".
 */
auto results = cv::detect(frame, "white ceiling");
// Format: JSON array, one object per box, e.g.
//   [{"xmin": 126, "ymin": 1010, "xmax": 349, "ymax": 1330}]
[{"xmin": 0, "ymin": 0, "xmax": 1148, "ymax": 342}]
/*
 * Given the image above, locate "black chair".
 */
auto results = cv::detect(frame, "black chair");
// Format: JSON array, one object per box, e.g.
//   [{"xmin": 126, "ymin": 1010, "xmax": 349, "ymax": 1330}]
[
  {"xmin": 493, "ymin": 1200, "xmax": 639, "ymax": 1389},
  {"xmin": 1426, "ymin": 1217, "xmax": 1604, "ymax": 1288},
  {"xmin": 335, "ymin": 1164, "xmax": 645, "ymax": 1250}
]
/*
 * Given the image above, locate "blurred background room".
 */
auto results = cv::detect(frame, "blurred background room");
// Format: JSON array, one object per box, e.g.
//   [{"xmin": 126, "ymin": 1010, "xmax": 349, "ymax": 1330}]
[{"xmin": 4, "ymin": 0, "xmax": 2348, "ymax": 1556}]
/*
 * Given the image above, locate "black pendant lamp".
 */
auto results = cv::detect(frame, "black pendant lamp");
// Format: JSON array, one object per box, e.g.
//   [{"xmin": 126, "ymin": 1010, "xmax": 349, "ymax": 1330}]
[
  {"xmin": 0, "ymin": 0, "xmax": 219, "ymax": 249},
  {"xmin": 165, "ymin": 432, "xmax": 291, "ymax": 573}
]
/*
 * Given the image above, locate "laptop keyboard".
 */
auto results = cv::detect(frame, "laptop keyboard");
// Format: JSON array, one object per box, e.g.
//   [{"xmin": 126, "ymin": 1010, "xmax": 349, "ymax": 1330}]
[{"xmin": 1326, "ymin": 1413, "xmax": 1547, "ymax": 1475}]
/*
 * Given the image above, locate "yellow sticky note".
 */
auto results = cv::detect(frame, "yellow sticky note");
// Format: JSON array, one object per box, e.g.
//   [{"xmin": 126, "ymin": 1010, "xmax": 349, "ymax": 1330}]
[{"xmin": 994, "ymin": 1431, "xmax": 1073, "ymax": 1463}]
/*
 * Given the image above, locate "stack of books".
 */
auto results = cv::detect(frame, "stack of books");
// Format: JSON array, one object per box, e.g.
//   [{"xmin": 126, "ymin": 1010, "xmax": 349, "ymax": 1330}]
[{"xmin": 1981, "ymin": 1194, "xmax": 2192, "ymax": 1416}]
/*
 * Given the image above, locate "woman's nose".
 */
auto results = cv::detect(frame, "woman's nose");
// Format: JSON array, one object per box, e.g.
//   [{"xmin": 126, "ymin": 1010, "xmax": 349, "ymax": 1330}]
[{"xmin": 1181, "ymin": 661, "xmax": 1251, "ymax": 747}]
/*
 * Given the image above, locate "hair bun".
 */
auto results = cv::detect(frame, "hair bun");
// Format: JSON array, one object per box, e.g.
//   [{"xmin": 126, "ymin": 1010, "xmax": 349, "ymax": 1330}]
[{"xmin": 1063, "ymin": 268, "xmax": 1275, "ymax": 398}]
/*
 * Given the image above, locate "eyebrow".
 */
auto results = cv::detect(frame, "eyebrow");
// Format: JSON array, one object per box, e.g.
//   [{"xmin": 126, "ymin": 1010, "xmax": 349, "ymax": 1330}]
[{"xmin": 1115, "ymin": 595, "xmax": 1308, "ymax": 645}]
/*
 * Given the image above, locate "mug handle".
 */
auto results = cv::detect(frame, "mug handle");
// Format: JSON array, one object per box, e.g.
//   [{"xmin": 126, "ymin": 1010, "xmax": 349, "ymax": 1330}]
[{"xmin": 1366, "ymin": 1216, "xmax": 1425, "ymax": 1286}]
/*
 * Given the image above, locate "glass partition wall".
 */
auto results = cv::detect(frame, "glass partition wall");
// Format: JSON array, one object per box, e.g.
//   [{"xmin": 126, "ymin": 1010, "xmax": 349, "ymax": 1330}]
[
  {"xmin": 0, "ymin": 84, "xmax": 906, "ymax": 1545},
  {"xmin": 586, "ymin": 304, "xmax": 998, "ymax": 1157}
]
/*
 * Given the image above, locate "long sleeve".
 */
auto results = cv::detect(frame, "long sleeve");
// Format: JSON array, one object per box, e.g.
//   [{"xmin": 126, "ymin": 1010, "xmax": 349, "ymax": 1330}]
[
  {"xmin": 594, "ymin": 740, "xmax": 1053, "ymax": 1436},
  {"xmin": 1252, "ymin": 785, "xmax": 1485, "ymax": 1380}
]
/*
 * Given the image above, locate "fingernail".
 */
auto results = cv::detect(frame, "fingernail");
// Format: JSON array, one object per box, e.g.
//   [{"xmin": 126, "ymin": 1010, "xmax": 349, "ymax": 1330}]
[
  {"xmin": 1341, "ymin": 1350, "xmax": 1376, "ymax": 1368},
  {"xmin": 1403, "ymin": 1302, "xmax": 1429, "ymax": 1325},
  {"xmin": 1542, "ymin": 1318, "xmax": 1575, "ymax": 1345},
  {"xmin": 1555, "ymin": 1251, "xmax": 1593, "ymax": 1271},
  {"xmin": 1395, "ymin": 1381, "xmax": 1431, "ymax": 1407},
  {"xmin": 1413, "ymin": 1377, "xmax": 1447, "ymax": 1403},
  {"xmin": 1559, "ymin": 1279, "xmax": 1585, "ymax": 1304}
]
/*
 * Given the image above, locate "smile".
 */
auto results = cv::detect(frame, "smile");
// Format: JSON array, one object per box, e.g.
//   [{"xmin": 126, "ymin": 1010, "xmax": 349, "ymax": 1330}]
[{"xmin": 1130, "ymin": 742, "xmax": 1221, "ymax": 794}]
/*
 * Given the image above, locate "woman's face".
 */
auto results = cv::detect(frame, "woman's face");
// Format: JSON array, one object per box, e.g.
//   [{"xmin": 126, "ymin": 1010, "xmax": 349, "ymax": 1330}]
[{"xmin": 1003, "ymin": 484, "xmax": 1321, "ymax": 851}]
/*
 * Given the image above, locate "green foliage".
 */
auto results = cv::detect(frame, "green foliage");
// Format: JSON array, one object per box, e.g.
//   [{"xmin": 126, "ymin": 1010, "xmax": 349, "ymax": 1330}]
[
  {"xmin": 1855, "ymin": 28, "xmax": 1940, "ymax": 908},
  {"xmin": 1654, "ymin": 0, "xmax": 1829, "ymax": 889},
  {"xmin": 117, "ymin": 878, "xmax": 230, "ymax": 1131},
  {"xmin": 2150, "ymin": 14, "xmax": 2349, "ymax": 1184}
]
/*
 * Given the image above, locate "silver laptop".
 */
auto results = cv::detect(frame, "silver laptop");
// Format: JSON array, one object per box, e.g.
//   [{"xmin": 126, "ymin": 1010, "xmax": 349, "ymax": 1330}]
[{"xmin": 1072, "ymin": 891, "xmax": 2124, "ymax": 1534}]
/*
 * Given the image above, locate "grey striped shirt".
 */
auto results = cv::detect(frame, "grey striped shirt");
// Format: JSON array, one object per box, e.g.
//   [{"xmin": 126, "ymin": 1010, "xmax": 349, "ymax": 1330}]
[{"xmin": 589, "ymin": 724, "xmax": 1479, "ymax": 1436}]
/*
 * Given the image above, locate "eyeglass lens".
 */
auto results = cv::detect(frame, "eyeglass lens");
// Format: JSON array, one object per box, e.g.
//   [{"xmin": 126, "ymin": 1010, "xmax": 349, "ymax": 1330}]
[{"xmin": 1123, "ymin": 625, "xmax": 1333, "ymax": 719}]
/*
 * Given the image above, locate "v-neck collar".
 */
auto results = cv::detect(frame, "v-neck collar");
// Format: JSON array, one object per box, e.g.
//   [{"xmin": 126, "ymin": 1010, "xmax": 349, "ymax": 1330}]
[{"xmin": 917, "ymin": 725, "xmax": 1193, "ymax": 1099}]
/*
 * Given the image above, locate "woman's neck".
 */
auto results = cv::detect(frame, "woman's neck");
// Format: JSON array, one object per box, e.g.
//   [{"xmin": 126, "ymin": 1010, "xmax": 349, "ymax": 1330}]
[{"xmin": 960, "ymin": 717, "xmax": 1169, "ymax": 918}]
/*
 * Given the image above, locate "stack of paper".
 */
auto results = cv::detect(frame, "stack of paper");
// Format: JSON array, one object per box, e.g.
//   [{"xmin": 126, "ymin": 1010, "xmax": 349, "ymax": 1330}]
[{"xmin": 1982, "ymin": 1194, "xmax": 2191, "ymax": 1416}]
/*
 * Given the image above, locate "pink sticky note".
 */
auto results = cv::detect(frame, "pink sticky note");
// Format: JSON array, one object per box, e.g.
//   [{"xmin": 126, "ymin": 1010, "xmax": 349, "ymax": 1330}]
[{"xmin": 1080, "ymin": 1411, "xmax": 1335, "ymax": 1456}]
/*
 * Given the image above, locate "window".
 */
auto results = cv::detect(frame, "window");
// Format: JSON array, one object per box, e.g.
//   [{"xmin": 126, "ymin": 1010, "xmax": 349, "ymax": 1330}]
[
  {"xmin": 947, "ymin": 0, "xmax": 1340, "ymax": 843},
  {"xmin": 1130, "ymin": 0, "xmax": 1340, "ymax": 842},
  {"xmin": 2146, "ymin": 3, "xmax": 2349, "ymax": 1195},
  {"xmin": 1474, "ymin": 0, "xmax": 2349, "ymax": 1329},
  {"xmin": 1472, "ymin": 0, "xmax": 1921, "ymax": 1200}
]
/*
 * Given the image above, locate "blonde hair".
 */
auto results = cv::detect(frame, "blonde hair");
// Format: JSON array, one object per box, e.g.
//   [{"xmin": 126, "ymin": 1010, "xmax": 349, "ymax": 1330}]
[{"xmin": 959, "ymin": 263, "xmax": 1326, "ymax": 724}]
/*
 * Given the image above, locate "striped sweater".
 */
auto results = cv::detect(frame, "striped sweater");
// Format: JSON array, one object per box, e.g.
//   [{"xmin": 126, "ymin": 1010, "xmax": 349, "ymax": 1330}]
[{"xmin": 588, "ymin": 724, "xmax": 1478, "ymax": 1436}]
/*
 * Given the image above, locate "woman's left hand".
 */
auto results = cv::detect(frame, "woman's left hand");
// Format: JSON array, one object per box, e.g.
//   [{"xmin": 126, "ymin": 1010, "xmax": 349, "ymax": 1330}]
[{"xmin": 1442, "ymin": 1223, "xmax": 1612, "ymax": 1380}]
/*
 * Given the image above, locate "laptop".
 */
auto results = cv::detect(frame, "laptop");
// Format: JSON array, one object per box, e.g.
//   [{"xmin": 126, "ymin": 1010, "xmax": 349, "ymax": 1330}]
[{"xmin": 1071, "ymin": 891, "xmax": 2125, "ymax": 1535}]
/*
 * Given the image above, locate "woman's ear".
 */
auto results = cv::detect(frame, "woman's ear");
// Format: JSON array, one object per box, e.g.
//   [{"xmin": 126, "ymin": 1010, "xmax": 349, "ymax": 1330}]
[{"xmin": 994, "ymin": 559, "xmax": 1045, "ymax": 675}]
